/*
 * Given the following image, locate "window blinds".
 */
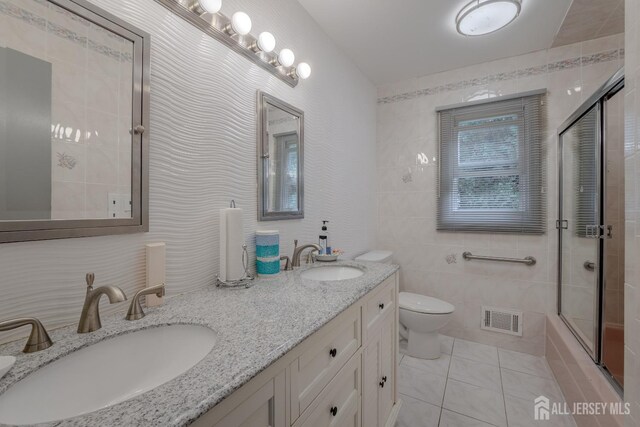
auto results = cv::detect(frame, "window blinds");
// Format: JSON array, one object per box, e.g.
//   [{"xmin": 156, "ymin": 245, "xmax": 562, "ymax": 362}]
[{"xmin": 437, "ymin": 92, "xmax": 546, "ymax": 234}]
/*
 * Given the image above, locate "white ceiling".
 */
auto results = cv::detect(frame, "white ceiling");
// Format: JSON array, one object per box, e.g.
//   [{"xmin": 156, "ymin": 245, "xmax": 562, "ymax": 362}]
[{"xmin": 297, "ymin": 0, "xmax": 573, "ymax": 85}]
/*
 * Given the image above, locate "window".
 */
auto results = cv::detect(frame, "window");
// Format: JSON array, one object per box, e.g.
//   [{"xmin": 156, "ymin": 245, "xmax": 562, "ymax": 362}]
[{"xmin": 437, "ymin": 92, "xmax": 546, "ymax": 234}]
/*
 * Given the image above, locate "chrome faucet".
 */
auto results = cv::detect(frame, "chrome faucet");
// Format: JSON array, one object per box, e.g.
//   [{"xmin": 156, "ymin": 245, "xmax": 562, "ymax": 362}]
[
  {"xmin": 291, "ymin": 240, "xmax": 322, "ymax": 268},
  {"xmin": 125, "ymin": 283, "xmax": 165, "ymax": 321},
  {"xmin": 0, "ymin": 317, "xmax": 53, "ymax": 353},
  {"xmin": 77, "ymin": 273, "xmax": 127, "ymax": 333}
]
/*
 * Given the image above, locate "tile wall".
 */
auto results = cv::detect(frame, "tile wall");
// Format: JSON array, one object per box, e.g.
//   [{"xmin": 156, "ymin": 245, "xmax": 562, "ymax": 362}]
[
  {"xmin": 376, "ymin": 34, "xmax": 625, "ymax": 356},
  {"xmin": 0, "ymin": 0, "xmax": 377, "ymax": 344},
  {"xmin": 623, "ymin": 0, "xmax": 640, "ymax": 424}
]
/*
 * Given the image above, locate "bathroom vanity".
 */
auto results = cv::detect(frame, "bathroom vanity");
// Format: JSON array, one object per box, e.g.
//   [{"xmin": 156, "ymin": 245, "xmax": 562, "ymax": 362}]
[
  {"xmin": 195, "ymin": 266, "xmax": 399, "ymax": 427},
  {"xmin": 0, "ymin": 261, "xmax": 399, "ymax": 427}
]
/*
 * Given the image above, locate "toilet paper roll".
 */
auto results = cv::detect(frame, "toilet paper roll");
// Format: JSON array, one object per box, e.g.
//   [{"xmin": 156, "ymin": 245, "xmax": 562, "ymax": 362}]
[{"xmin": 220, "ymin": 207, "xmax": 245, "ymax": 281}]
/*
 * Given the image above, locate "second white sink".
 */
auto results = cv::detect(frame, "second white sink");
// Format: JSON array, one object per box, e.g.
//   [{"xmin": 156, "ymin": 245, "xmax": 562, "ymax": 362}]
[
  {"xmin": 0, "ymin": 324, "xmax": 217, "ymax": 425},
  {"xmin": 301, "ymin": 266, "xmax": 364, "ymax": 281}
]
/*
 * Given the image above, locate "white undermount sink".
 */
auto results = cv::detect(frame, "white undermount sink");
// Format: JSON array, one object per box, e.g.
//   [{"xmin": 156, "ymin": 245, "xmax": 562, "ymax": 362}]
[
  {"xmin": 0, "ymin": 324, "xmax": 217, "ymax": 425},
  {"xmin": 301, "ymin": 265, "xmax": 364, "ymax": 281}
]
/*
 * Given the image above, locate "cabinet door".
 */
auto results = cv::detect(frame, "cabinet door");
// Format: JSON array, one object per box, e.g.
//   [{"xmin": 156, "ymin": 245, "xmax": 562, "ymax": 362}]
[
  {"xmin": 290, "ymin": 307, "xmax": 360, "ymax": 421},
  {"xmin": 295, "ymin": 355, "xmax": 360, "ymax": 427},
  {"xmin": 214, "ymin": 371, "xmax": 286, "ymax": 427},
  {"xmin": 364, "ymin": 276, "xmax": 395, "ymax": 341},
  {"xmin": 377, "ymin": 316, "xmax": 395, "ymax": 425},
  {"xmin": 362, "ymin": 331, "xmax": 381, "ymax": 427}
]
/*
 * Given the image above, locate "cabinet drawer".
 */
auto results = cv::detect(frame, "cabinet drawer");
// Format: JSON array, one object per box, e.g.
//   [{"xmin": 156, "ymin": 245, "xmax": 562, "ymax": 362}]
[
  {"xmin": 290, "ymin": 307, "xmax": 360, "ymax": 421},
  {"xmin": 364, "ymin": 275, "xmax": 396, "ymax": 338},
  {"xmin": 294, "ymin": 353, "xmax": 360, "ymax": 427}
]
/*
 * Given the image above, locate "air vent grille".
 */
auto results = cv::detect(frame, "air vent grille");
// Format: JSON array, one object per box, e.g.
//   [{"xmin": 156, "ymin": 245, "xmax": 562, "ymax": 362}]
[{"xmin": 481, "ymin": 306, "xmax": 522, "ymax": 336}]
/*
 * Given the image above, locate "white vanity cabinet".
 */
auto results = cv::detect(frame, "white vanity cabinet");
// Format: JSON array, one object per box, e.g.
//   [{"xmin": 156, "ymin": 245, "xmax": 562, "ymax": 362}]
[
  {"xmin": 193, "ymin": 272, "xmax": 399, "ymax": 427},
  {"xmin": 362, "ymin": 277, "xmax": 397, "ymax": 427}
]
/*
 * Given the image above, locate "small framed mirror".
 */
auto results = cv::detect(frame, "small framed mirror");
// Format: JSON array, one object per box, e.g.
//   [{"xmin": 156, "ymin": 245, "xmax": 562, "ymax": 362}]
[
  {"xmin": 257, "ymin": 91, "xmax": 304, "ymax": 221},
  {"xmin": 0, "ymin": 0, "xmax": 150, "ymax": 243}
]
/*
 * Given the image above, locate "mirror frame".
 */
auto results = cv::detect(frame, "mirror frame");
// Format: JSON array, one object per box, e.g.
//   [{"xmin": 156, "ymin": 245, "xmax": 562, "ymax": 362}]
[
  {"xmin": 0, "ymin": 0, "xmax": 150, "ymax": 244},
  {"xmin": 257, "ymin": 91, "xmax": 304, "ymax": 221}
]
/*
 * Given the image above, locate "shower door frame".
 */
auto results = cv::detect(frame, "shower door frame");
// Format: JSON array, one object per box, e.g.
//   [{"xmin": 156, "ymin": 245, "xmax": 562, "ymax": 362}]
[{"xmin": 557, "ymin": 67, "xmax": 624, "ymax": 394}]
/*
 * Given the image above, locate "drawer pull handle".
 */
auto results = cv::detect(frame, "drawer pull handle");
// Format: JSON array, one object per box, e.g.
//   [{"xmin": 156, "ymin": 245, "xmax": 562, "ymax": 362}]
[
  {"xmin": 379, "ymin": 375, "xmax": 387, "ymax": 388},
  {"xmin": 329, "ymin": 348, "xmax": 337, "ymax": 358},
  {"xmin": 379, "ymin": 303, "xmax": 384, "ymax": 310},
  {"xmin": 330, "ymin": 406, "xmax": 338, "ymax": 416}
]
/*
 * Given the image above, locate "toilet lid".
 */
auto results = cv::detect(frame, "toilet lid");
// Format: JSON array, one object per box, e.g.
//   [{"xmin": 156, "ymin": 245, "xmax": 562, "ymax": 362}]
[{"xmin": 399, "ymin": 292, "xmax": 455, "ymax": 314}]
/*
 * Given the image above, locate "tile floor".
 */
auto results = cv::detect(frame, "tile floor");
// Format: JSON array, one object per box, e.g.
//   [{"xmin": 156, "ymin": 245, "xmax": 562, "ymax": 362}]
[{"xmin": 396, "ymin": 336, "xmax": 577, "ymax": 427}]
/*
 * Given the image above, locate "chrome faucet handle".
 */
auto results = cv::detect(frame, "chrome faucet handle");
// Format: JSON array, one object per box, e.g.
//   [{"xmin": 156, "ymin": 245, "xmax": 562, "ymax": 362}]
[
  {"xmin": 0, "ymin": 318, "xmax": 53, "ymax": 353},
  {"xmin": 306, "ymin": 250, "xmax": 316, "ymax": 264},
  {"xmin": 86, "ymin": 273, "xmax": 95, "ymax": 289},
  {"xmin": 125, "ymin": 283, "xmax": 165, "ymax": 321},
  {"xmin": 280, "ymin": 255, "xmax": 291, "ymax": 271}
]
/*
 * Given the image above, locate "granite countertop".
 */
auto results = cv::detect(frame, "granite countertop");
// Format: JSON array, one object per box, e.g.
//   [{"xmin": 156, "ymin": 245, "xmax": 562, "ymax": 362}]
[{"xmin": 0, "ymin": 260, "xmax": 398, "ymax": 427}]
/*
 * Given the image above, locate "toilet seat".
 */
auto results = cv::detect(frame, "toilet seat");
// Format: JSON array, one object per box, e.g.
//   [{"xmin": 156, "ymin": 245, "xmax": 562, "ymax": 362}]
[{"xmin": 399, "ymin": 292, "xmax": 454, "ymax": 315}]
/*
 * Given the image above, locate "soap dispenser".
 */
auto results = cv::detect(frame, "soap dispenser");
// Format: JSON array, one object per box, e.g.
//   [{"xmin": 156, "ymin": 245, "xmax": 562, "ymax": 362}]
[{"xmin": 319, "ymin": 221, "xmax": 331, "ymax": 255}]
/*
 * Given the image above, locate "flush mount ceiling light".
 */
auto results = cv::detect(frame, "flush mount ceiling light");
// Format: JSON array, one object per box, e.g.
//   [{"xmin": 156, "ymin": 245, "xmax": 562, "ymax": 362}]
[{"xmin": 456, "ymin": 0, "xmax": 522, "ymax": 36}]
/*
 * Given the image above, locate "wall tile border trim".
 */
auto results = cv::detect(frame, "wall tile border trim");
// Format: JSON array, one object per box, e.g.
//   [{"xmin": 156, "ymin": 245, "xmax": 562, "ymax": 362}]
[{"xmin": 377, "ymin": 48, "xmax": 624, "ymax": 104}]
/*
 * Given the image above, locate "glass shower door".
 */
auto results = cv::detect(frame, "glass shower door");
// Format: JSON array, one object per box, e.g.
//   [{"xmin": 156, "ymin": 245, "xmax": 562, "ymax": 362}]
[{"xmin": 559, "ymin": 105, "xmax": 601, "ymax": 359}]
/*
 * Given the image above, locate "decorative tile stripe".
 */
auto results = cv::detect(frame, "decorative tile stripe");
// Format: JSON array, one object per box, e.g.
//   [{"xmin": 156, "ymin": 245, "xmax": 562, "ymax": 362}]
[
  {"xmin": 0, "ymin": 0, "xmax": 130, "ymax": 63},
  {"xmin": 377, "ymin": 48, "xmax": 622, "ymax": 104},
  {"xmin": 0, "ymin": 1, "xmax": 47, "ymax": 31},
  {"xmin": 88, "ymin": 39, "xmax": 120, "ymax": 61},
  {"xmin": 47, "ymin": 20, "xmax": 87, "ymax": 46}
]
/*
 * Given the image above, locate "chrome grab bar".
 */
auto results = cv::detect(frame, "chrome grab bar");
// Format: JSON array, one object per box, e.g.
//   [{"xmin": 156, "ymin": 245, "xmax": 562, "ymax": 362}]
[{"xmin": 462, "ymin": 251, "xmax": 536, "ymax": 266}]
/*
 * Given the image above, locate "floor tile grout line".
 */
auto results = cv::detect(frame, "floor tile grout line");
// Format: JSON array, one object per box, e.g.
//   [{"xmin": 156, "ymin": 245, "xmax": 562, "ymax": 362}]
[
  {"xmin": 498, "ymin": 348, "xmax": 510, "ymax": 427},
  {"xmin": 441, "ymin": 408, "xmax": 502, "ymax": 427},
  {"xmin": 437, "ymin": 338, "xmax": 454, "ymax": 427}
]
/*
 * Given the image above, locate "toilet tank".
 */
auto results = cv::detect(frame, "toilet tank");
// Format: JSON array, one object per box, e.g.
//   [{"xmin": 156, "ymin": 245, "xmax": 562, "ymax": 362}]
[{"xmin": 354, "ymin": 250, "xmax": 393, "ymax": 264}]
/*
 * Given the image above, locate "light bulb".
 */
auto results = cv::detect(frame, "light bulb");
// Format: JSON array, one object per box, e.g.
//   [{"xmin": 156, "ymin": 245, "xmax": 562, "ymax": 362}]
[
  {"xmin": 278, "ymin": 48, "xmax": 295, "ymax": 67},
  {"xmin": 296, "ymin": 62, "xmax": 311, "ymax": 79},
  {"xmin": 257, "ymin": 32, "xmax": 276, "ymax": 53},
  {"xmin": 230, "ymin": 11, "xmax": 252, "ymax": 35},
  {"xmin": 197, "ymin": 0, "xmax": 221, "ymax": 14}
]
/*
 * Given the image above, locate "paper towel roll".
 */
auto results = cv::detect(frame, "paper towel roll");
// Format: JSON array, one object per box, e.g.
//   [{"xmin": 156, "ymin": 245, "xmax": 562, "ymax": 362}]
[{"xmin": 220, "ymin": 207, "xmax": 245, "ymax": 281}]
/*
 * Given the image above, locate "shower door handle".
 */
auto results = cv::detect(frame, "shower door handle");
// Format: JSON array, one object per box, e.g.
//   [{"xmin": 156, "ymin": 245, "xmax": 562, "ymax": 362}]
[
  {"xmin": 585, "ymin": 225, "xmax": 613, "ymax": 239},
  {"xmin": 584, "ymin": 261, "xmax": 595, "ymax": 272}
]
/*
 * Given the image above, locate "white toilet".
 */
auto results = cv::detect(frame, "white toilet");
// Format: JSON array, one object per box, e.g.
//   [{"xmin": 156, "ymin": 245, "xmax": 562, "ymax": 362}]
[
  {"xmin": 355, "ymin": 250, "xmax": 455, "ymax": 360},
  {"xmin": 398, "ymin": 292, "xmax": 454, "ymax": 359}
]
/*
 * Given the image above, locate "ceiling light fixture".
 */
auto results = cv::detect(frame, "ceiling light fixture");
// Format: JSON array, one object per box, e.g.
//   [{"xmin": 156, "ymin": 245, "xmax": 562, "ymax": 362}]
[{"xmin": 456, "ymin": 0, "xmax": 521, "ymax": 36}]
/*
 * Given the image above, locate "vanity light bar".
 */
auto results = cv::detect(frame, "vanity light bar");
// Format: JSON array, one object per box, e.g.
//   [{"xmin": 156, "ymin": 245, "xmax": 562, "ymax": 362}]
[{"xmin": 154, "ymin": 0, "xmax": 311, "ymax": 87}]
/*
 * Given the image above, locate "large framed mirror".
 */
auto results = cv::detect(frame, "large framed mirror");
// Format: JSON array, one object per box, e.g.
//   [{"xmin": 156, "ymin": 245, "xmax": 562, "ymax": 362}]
[
  {"xmin": 257, "ymin": 91, "xmax": 304, "ymax": 221},
  {"xmin": 0, "ymin": 0, "xmax": 150, "ymax": 243}
]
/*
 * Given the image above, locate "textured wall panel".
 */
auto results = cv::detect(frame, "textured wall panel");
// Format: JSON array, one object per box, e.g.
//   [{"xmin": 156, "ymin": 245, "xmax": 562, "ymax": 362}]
[{"xmin": 0, "ymin": 0, "xmax": 377, "ymax": 344}]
